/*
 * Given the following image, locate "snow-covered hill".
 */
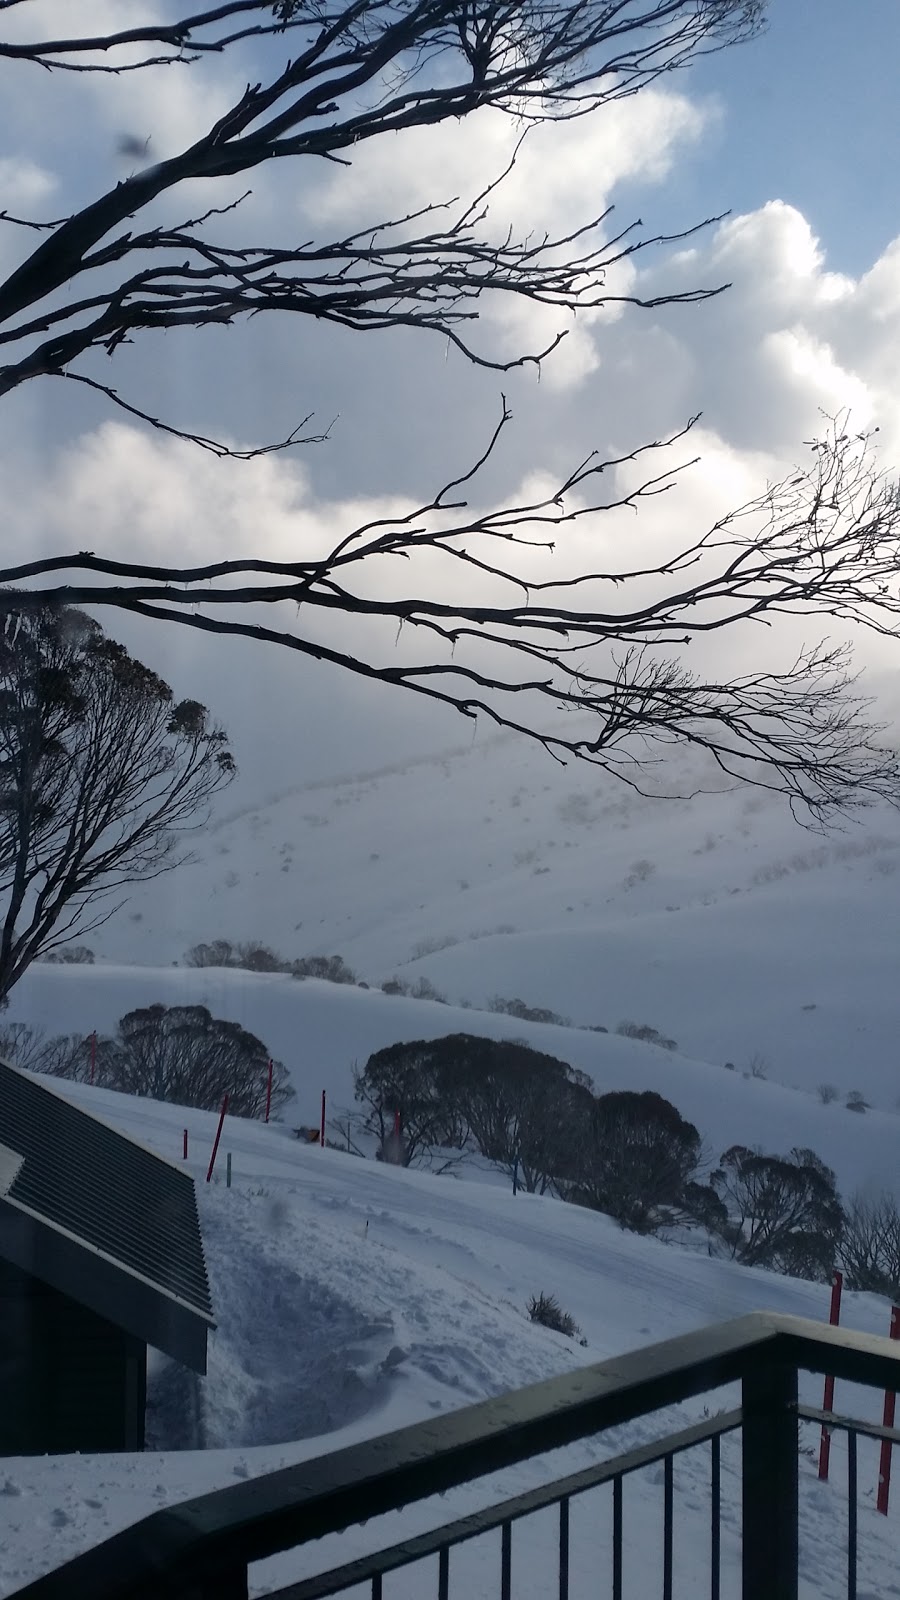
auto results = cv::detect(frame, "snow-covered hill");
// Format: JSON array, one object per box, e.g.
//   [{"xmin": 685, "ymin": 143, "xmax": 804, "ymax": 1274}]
[
  {"xmin": 7, "ymin": 959, "xmax": 900, "ymax": 1206},
  {"xmin": 5, "ymin": 735, "xmax": 900, "ymax": 1597},
  {"xmin": 54, "ymin": 731, "xmax": 900, "ymax": 1109}
]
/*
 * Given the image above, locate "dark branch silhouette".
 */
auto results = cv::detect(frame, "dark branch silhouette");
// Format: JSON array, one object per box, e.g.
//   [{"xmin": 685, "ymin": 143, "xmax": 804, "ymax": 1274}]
[{"xmin": 4, "ymin": 3, "xmax": 900, "ymax": 819}]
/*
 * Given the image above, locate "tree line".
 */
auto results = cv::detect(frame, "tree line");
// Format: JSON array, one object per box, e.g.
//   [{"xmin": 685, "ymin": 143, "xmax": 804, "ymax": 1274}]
[
  {"xmin": 354, "ymin": 1032, "xmax": 885, "ymax": 1289},
  {"xmin": 4, "ymin": 1008, "xmax": 897, "ymax": 1295},
  {"xmin": 0, "ymin": 1005, "xmax": 293, "ymax": 1120}
]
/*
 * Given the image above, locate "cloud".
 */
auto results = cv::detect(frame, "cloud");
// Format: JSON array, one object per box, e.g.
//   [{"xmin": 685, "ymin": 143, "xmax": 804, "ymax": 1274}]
[
  {"xmin": 297, "ymin": 91, "xmax": 711, "ymax": 378},
  {"xmin": 0, "ymin": 156, "xmax": 56, "ymax": 209},
  {"xmin": 305, "ymin": 91, "xmax": 710, "ymax": 241},
  {"xmin": 3, "ymin": 32, "xmax": 900, "ymax": 792}
]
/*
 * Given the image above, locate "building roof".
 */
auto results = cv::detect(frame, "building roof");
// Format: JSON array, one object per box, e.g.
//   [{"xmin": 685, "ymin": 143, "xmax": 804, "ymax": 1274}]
[{"xmin": 0, "ymin": 1058, "xmax": 214, "ymax": 1372}]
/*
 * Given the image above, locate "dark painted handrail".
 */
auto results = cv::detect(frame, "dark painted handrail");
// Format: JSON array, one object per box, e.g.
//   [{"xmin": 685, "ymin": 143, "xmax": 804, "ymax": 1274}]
[{"xmin": 12, "ymin": 1310, "xmax": 900, "ymax": 1600}]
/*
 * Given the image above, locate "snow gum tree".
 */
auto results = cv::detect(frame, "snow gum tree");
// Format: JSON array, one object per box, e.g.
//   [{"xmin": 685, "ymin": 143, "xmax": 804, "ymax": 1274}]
[{"xmin": 0, "ymin": 605, "xmax": 234, "ymax": 1003}]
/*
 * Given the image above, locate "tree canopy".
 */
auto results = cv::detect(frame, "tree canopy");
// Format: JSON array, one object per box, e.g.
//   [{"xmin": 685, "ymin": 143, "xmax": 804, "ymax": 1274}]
[{"xmin": 0, "ymin": 604, "xmax": 233, "ymax": 1001}]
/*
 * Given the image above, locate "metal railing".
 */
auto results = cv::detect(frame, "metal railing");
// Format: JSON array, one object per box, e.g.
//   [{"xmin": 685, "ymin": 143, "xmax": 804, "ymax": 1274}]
[{"xmin": 11, "ymin": 1310, "xmax": 900, "ymax": 1600}]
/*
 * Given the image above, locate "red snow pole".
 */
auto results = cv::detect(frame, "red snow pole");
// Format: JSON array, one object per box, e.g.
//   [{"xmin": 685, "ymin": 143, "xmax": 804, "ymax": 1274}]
[
  {"xmin": 876, "ymin": 1305, "xmax": 900, "ymax": 1514},
  {"xmin": 183, "ymin": 1128, "xmax": 188, "ymax": 1161},
  {"xmin": 265, "ymin": 1058, "xmax": 273, "ymax": 1124},
  {"xmin": 89, "ymin": 1030, "xmax": 96, "ymax": 1086},
  {"xmin": 320, "ymin": 1089, "xmax": 326, "ymax": 1148},
  {"xmin": 206, "ymin": 1093, "xmax": 229, "ymax": 1182},
  {"xmin": 393, "ymin": 1108, "xmax": 401, "ymax": 1139},
  {"xmin": 818, "ymin": 1270, "xmax": 844, "ymax": 1481}
]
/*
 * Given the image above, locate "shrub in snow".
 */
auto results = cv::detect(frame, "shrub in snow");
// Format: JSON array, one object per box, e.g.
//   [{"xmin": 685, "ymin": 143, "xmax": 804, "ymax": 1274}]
[
  {"xmin": 184, "ymin": 939, "xmax": 237, "ymax": 967},
  {"xmin": 408, "ymin": 976, "xmax": 448, "ymax": 1003},
  {"xmin": 40, "ymin": 945, "xmax": 95, "ymax": 964},
  {"xmin": 817, "ymin": 1083, "xmax": 839, "ymax": 1105},
  {"xmin": 622, "ymin": 858, "xmax": 656, "ymax": 889},
  {"xmin": 185, "ymin": 941, "xmax": 358, "ymax": 985},
  {"xmin": 615, "ymin": 1020, "xmax": 678, "ymax": 1052},
  {"xmin": 185, "ymin": 938, "xmax": 286, "ymax": 972},
  {"xmin": 845, "ymin": 1090, "xmax": 869, "ymax": 1114},
  {"xmin": 290, "ymin": 954, "xmax": 358, "ymax": 984},
  {"xmin": 411, "ymin": 934, "xmax": 459, "ymax": 959},
  {"xmin": 489, "ymin": 995, "xmax": 570, "ymax": 1027},
  {"xmin": 235, "ymin": 941, "xmax": 285, "ymax": 972},
  {"xmin": 527, "ymin": 1292, "xmax": 582, "ymax": 1340}
]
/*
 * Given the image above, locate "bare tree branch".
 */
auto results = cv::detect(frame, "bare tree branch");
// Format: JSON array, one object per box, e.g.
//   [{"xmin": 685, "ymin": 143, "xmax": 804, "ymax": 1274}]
[
  {"xmin": 2, "ymin": 414, "xmax": 898, "ymax": 820},
  {"xmin": 0, "ymin": 0, "xmax": 759, "ymax": 420},
  {"xmin": 6, "ymin": 3, "xmax": 900, "ymax": 825}
]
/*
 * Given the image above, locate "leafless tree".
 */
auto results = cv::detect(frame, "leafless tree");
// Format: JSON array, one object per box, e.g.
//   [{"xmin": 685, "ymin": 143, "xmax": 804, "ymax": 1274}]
[
  {"xmin": 711, "ymin": 1144, "xmax": 844, "ymax": 1278},
  {"xmin": 15, "ymin": 1029, "xmax": 96, "ymax": 1082},
  {"xmin": 839, "ymin": 1191, "xmax": 900, "ymax": 1300},
  {"xmin": 0, "ymin": 1019, "xmax": 50, "ymax": 1073},
  {"xmin": 3, "ymin": 4, "xmax": 900, "ymax": 817},
  {"xmin": 0, "ymin": 604, "xmax": 234, "ymax": 1003},
  {"xmin": 90, "ymin": 1003, "xmax": 294, "ymax": 1118}
]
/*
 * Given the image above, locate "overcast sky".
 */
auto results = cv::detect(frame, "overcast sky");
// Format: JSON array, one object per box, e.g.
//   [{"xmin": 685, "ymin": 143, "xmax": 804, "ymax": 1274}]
[{"xmin": 2, "ymin": 0, "xmax": 899, "ymax": 801}]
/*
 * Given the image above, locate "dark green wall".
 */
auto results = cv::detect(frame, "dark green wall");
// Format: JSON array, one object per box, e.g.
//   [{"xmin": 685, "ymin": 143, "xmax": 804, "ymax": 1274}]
[{"xmin": 0, "ymin": 1259, "xmax": 146, "ymax": 1454}]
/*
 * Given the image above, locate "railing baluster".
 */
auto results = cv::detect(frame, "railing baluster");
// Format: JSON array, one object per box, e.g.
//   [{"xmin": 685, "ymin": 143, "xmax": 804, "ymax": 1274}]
[
  {"xmin": 372, "ymin": 1574, "xmax": 382, "ymax": 1600},
  {"xmin": 197, "ymin": 1561, "xmax": 247, "ymax": 1598},
  {"xmin": 663, "ymin": 1454, "xmax": 674, "ymax": 1600},
  {"xmin": 558, "ymin": 1495, "xmax": 569, "ymax": 1600},
  {"xmin": 742, "ymin": 1363, "xmax": 798, "ymax": 1600},
  {"xmin": 711, "ymin": 1433, "xmax": 721, "ymax": 1600},
  {"xmin": 847, "ymin": 1431, "xmax": 857, "ymax": 1600},
  {"xmin": 613, "ymin": 1475, "xmax": 623, "ymax": 1600},
  {"xmin": 501, "ymin": 1519, "xmax": 512, "ymax": 1600},
  {"xmin": 438, "ymin": 1543, "xmax": 449, "ymax": 1600}
]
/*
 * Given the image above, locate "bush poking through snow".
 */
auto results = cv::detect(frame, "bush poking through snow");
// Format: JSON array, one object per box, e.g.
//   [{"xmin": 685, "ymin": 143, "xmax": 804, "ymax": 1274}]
[
  {"xmin": 185, "ymin": 941, "xmax": 358, "ymax": 985},
  {"xmin": 615, "ymin": 1020, "xmax": 678, "ymax": 1051},
  {"xmin": 408, "ymin": 976, "xmax": 448, "ymax": 1003},
  {"xmin": 291, "ymin": 954, "xmax": 358, "ymax": 985},
  {"xmin": 489, "ymin": 995, "xmax": 570, "ymax": 1026},
  {"xmin": 527, "ymin": 1293, "xmax": 582, "ymax": 1340}
]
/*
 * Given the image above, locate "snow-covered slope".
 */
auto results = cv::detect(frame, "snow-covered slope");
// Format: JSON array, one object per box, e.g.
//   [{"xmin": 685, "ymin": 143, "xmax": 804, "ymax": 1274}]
[
  {"xmin": 56, "ymin": 731, "xmax": 900, "ymax": 1109},
  {"xmin": 8, "ymin": 960, "xmax": 900, "ymax": 1207},
  {"xmin": 2, "ymin": 1079, "xmax": 898, "ymax": 1600},
  {"xmin": 5, "ymin": 735, "xmax": 900, "ymax": 1597}
]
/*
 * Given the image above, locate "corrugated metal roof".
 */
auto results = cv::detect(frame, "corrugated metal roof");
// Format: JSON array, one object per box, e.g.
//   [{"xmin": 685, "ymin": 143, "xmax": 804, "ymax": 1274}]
[{"xmin": 0, "ymin": 1059, "xmax": 213, "ymax": 1323}]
